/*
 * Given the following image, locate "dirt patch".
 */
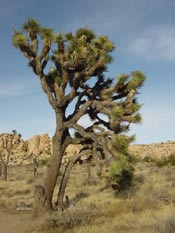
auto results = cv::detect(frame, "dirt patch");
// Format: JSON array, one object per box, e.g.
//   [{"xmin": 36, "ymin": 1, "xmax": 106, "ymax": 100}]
[{"xmin": 0, "ymin": 210, "xmax": 37, "ymax": 233}]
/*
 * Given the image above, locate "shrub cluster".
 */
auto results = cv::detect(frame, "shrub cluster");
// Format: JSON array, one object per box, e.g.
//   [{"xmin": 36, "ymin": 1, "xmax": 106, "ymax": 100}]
[
  {"xmin": 108, "ymin": 153, "xmax": 134, "ymax": 191},
  {"xmin": 43, "ymin": 204, "xmax": 97, "ymax": 230},
  {"xmin": 156, "ymin": 154, "xmax": 175, "ymax": 167},
  {"xmin": 142, "ymin": 153, "xmax": 175, "ymax": 167}
]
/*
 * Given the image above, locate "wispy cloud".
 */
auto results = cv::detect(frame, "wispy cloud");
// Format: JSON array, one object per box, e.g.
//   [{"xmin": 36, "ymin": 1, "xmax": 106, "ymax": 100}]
[
  {"xmin": 64, "ymin": 0, "xmax": 165, "ymax": 36},
  {"xmin": 128, "ymin": 26, "xmax": 175, "ymax": 61}
]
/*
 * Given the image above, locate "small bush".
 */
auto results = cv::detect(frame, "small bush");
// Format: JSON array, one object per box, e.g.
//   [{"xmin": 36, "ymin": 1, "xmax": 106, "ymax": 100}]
[
  {"xmin": 143, "ymin": 155, "xmax": 155, "ymax": 163},
  {"xmin": 128, "ymin": 154, "xmax": 140, "ymax": 163},
  {"xmin": 165, "ymin": 216, "xmax": 175, "ymax": 233},
  {"xmin": 108, "ymin": 153, "xmax": 133, "ymax": 191},
  {"xmin": 43, "ymin": 205, "xmax": 97, "ymax": 230},
  {"xmin": 156, "ymin": 154, "xmax": 175, "ymax": 167},
  {"xmin": 39, "ymin": 158, "xmax": 50, "ymax": 167},
  {"xmin": 168, "ymin": 153, "xmax": 175, "ymax": 165},
  {"xmin": 154, "ymin": 215, "xmax": 175, "ymax": 233}
]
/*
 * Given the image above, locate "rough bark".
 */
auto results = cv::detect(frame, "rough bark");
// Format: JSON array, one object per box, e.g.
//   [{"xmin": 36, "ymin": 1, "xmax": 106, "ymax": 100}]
[
  {"xmin": 56, "ymin": 153, "xmax": 81, "ymax": 209},
  {"xmin": 2, "ymin": 162, "xmax": 8, "ymax": 181},
  {"xmin": 87, "ymin": 161, "xmax": 92, "ymax": 181},
  {"xmin": 36, "ymin": 132, "xmax": 63, "ymax": 210},
  {"xmin": 3, "ymin": 164, "xmax": 7, "ymax": 181},
  {"xmin": 0, "ymin": 163, "xmax": 2, "ymax": 177}
]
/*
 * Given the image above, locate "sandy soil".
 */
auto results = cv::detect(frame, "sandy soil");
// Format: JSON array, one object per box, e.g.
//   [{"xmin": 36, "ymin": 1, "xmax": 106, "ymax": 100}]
[{"xmin": 0, "ymin": 210, "xmax": 37, "ymax": 233}]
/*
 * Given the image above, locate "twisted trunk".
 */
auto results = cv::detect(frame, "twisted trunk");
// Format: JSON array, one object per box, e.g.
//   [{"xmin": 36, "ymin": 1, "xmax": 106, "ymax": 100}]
[
  {"xmin": 35, "ymin": 111, "xmax": 64, "ymax": 211},
  {"xmin": 56, "ymin": 153, "xmax": 80, "ymax": 209}
]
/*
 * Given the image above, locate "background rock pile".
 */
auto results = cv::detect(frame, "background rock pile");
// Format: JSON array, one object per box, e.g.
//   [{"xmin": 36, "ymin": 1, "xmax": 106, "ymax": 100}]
[
  {"xmin": 129, "ymin": 141, "xmax": 175, "ymax": 159},
  {"xmin": 0, "ymin": 133, "xmax": 175, "ymax": 165},
  {"xmin": 0, "ymin": 133, "xmax": 82, "ymax": 165}
]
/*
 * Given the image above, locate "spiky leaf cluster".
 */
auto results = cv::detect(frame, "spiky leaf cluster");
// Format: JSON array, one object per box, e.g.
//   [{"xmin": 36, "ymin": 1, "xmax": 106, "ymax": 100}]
[{"xmin": 12, "ymin": 18, "xmax": 146, "ymax": 164}]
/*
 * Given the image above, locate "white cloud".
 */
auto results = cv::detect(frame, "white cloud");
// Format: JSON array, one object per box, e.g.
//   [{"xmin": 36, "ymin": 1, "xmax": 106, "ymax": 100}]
[{"xmin": 129, "ymin": 26, "xmax": 175, "ymax": 61}]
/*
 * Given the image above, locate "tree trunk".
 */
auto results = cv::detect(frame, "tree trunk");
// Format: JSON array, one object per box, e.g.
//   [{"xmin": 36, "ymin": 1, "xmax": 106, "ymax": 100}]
[
  {"xmin": 56, "ymin": 153, "xmax": 80, "ymax": 209},
  {"xmin": 32, "ymin": 108, "xmax": 66, "ymax": 213},
  {"xmin": 2, "ymin": 163, "xmax": 8, "ymax": 181},
  {"xmin": 46, "ymin": 135, "xmax": 63, "ymax": 209},
  {"xmin": 0, "ymin": 162, "xmax": 2, "ymax": 177},
  {"xmin": 33, "ymin": 132, "xmax": 63, "ymax": 212},
  {"xmin": 87, "ymin": 161, "xmax": 92, "ymax": 181}
]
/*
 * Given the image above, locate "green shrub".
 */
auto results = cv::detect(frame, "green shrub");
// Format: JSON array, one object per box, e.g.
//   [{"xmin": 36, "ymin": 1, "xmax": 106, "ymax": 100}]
[
  {"xmin": 168, "ymin": 153, "xmax": 175, "ymax": 165},
  {"xmin": 108, "ymin": 153, "xmax": 133, "ymax": 191},
  {"xmin": 128, "ymin": 154, "xmax": 140, "ymax": 163},
  {"xmin": 43, "ymin": 205, "xmax": 97, "ymax": 230},
  {"xmin": 143, "ymin": 155, "xmax": 155, "ymax": 163},
  {"xmin": 156, "ymin": 154, "xmax": 175, "ymax": 167},
  {"xmin": 156, "ymin": 157, "xmax": 169, "ymax": 167},
  {"xmin": 39, "ymin": 158, "xmax": 50, "ymax": 167}
]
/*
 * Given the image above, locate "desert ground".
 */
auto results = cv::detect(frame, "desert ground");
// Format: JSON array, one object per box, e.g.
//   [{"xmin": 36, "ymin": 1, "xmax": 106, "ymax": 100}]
[{"xmin": 1, "ymin": 148, "xmax": 175, "ymax": 233}]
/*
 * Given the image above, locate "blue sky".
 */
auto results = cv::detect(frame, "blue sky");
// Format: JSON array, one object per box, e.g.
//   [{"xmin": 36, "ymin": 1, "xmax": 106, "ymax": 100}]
[{"xmin": 1, "ymin": 0, "xmax": 175, "ymax": 144}]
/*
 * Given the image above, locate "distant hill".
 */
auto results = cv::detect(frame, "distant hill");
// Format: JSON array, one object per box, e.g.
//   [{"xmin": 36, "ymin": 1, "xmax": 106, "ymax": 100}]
[
  {"xmin": 129, "ymin": 141, "xmax": 175, "ymax": 159},
  {"xmin": 1, "ymin": 132, "xmax": 175, "ymax": 165}
]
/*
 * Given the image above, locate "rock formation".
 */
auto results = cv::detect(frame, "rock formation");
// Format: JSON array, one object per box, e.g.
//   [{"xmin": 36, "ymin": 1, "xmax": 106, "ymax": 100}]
[
  {"xmin": 129, "ymin": 141, "xmax": 175, "ymax": 159},
  {"xmin": 0, "ymin": 133, "xmax": 28, "ymax": 165},
  {"xmin": 0, "ymin": 132, "xmax": 175, "ymax": 165},
  {"xmin": 27, "ymin": 134, "xmax": 51, "ymax": 158}
]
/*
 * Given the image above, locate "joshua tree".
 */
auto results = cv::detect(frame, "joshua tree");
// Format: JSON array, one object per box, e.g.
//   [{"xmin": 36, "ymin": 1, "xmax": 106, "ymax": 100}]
[
  {"xmin": 0, "ymin": 131, "xmax": 21, "ymax": 181},
  {"xmin": 12, "ymin": 19, "xmax": 146, "ymax": 211}
]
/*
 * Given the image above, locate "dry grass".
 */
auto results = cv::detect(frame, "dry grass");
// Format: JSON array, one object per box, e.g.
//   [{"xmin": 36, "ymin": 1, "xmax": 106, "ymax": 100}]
[{"xmin": 1, "ymin": 161, "xmax": 175, "ymax": 233}]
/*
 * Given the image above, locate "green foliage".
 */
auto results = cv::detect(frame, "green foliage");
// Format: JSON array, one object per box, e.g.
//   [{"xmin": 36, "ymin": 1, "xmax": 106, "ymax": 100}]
[
  {"xmin": 39, "ymin": 158, "xmax": 50, "ymax": 167},
  {"xmin": 75, "ymin": 27, "xmax": 96, "ymax": 42},
  {"xmin": 132, "ymin": 102, "xmax": 141, "ymax": 113},
  {"xmin": 143, "ymin": 155, "xmax": 155, "ymax": 163},
  {"xmin": 40, "ymin": 27, "xmax": 55, "ymax": 43},
  {"xmin": 156, "ymin": 154, "xmax": 175, "ymax": 167},
  {"xmin": 130, "ymin": 113, "xmax": 142, "ymax": 124},
  {"xmin": 94, "ymin": 36, "xmax": 115, "ymax": 52},
  {"xmin": 117, "ymin": 74, "xmax": 129, "ymax": 83},
  {"xmin": 12, "ymin": 32, "xmax": 28, "ymax": 47},
  {"xmin": 128, "ymin": 71, "xmax": 146, "ymax": 90},
  {"xmin": 23, "ymin": 18, "xmax": 40, "ymax": 33},
  {"xmin": 143, "ymin": 154, "xmax": 175, "ymax": 167},
  {"xmin": 168, "ymin": 154, "xmax": 175, "ymax": 165},
  {"xmin": 112, "ymin": 134, "xmax": 135, "ymax": 155},
  {"xmin": 109, "ymin": 153, "xmax": 133, "ymax": 191},
  {"xmin": 112, "ymin": 106, "xmax": 123, "ymax": 120}
]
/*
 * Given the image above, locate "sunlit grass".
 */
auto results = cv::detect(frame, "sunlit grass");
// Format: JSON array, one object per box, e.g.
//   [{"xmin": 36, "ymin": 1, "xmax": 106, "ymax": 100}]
[{"xmin": 1, "ymin": 161, "xmax": 175, "ymax": 232}]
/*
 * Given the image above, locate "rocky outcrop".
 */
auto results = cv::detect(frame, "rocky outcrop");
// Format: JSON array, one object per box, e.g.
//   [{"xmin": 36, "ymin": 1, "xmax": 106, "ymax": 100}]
[
  {"xmin": 27, "ymin": 135, "xmax": 41, "ymax": 156},
  {"xmin": 27, "ymin": 134, "xmax": 51, "ymax": 157},
  {"xmin": 0, "ymin": 133, "xmax": 28, "ymax": 165},
  {"xmin": 0, "ymin": 133, "xmax": 52, "ymax": 166},
  {"xmin": 129, "ymin": 141, "xmax": 175, "ymax": 159},
  {"xmin": 39, "ymin": 134, "xmax": 51, "ymax": 154},
  {"xmin": 0, "ymin": 132, "xmax": 175, "ymax": 165}
]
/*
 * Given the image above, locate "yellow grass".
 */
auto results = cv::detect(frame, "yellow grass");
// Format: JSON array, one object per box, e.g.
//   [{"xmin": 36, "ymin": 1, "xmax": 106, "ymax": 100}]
[{"xmin": 1, "ymin": 161, "xmax": 175, "ymax": 233}]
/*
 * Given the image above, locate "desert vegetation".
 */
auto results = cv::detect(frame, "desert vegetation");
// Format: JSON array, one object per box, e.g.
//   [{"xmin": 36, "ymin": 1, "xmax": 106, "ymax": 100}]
[
  {"xmin": 12, "ymin": 18, "xmax": 145, "ymax": 212},
  {"xmin": 1, "ymin": 153, "xmax": 175, "ymax": 233},
  {"xmin": 1, "ymin": 18, "xmax": 174, "ymax": 233}
]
